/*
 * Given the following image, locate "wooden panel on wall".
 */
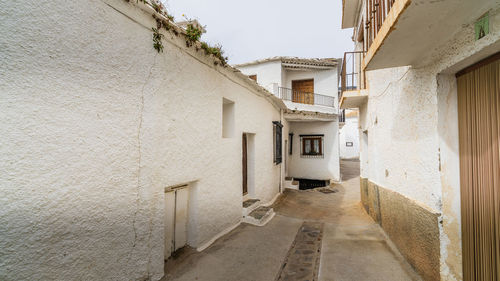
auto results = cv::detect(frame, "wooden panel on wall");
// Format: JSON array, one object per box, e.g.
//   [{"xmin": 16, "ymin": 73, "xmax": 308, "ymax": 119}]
[
  {"xmin": 457, "ymin": 53, "xmax": 500, "ymax": 281},
  {"xmin": 292, "ymin": 79, "xmax": 314, "ymax": 104}
]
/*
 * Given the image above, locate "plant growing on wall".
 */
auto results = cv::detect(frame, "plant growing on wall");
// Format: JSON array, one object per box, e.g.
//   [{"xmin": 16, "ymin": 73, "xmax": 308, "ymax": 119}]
[
  {"xmin": 124, "ymin": 0, "xmax": 229, "ymax": 65},
  {"xmin": 152, "ymin": 27, "xmax": 164, "ymax": 53},
  {"xmin": 200, "ymin": 42, "xmax": 228, "ymax": 66},
  {"xmin": 185, "ymin": 23, "xmax": 203, "ymax": 46}
]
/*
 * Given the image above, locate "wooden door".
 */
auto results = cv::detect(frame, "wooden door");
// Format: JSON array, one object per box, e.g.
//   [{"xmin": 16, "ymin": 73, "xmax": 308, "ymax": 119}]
[
  {"xmin": 164, "ymin": 191, "xmax": 175, "ymax": 259},
  {"xmin": 457, "ymin": 53, "xmax": 500, "ymax": 281},
  {"xmin": 242, "ymin": 133, "xmax": 248, "ymax": 195},
  {"xmin": 174, "ymin": 188, "xmax": 189, "ymax": 252},
  {"xmin": 292, "ymin": 79, "xmax": 314, "ymax": 104},
  {"xmin": 164, "ymin": 186, "xmax": 189, "ymax": 259}
]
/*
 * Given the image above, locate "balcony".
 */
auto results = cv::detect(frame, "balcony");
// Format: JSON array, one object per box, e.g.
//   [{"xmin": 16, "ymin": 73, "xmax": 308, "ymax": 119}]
[
  {"xmin": 339, "ymin": 109, "xmax": 346, "ymax": 128},
  {"xmin": 339, "ymin": 51, "xmax": 368, "ymax": 109},
  {"xmin": 361, "ymin": 0, "xmax": 495, "ymax": 70},
  {"xmin": 275, "ymin": 86, "xmax": 336, "ymax": 108}
]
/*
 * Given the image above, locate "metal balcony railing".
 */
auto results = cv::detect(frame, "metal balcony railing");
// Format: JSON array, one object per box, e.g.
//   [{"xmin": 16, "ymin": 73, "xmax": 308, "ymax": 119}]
[
  {"xmin": 339, "ymin": 109, "xmax": 346, "ymax": 123},
  {"xmin": 275, "ymin": 87, "xmax": 335, "ymax": 108},
  {"xmin": 340, "ymin": 51, "xmax": 366, "ymax": 101}
]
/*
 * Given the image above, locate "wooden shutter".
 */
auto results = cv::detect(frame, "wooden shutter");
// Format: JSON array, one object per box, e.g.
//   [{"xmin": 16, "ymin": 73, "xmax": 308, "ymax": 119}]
[
  {"xmin": 457, "ymin": 53, "xmax": 500, "ymax": 281},
  {"xmin": 273, "ymin": 122, "xmax": 283, "ymax": 164},
  {"xmin": 242, "ymin": 133, "xmax": 248, "ymax": 195},
  {"xmin": 292, "ymin": 79, "xmax": 314, "ymax": 104}
]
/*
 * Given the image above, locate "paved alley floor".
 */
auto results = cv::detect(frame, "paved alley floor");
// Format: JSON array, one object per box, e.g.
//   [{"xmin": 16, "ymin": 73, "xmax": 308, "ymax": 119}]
[{"xmin": 162, "ymin": 159, "xmax": 421, "ymax": 281}]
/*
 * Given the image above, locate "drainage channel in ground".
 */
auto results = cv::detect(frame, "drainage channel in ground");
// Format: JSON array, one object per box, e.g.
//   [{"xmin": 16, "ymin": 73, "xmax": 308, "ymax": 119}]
[{"xmin": 275, "ymin": 221, "xmax": 324, "ymax": 281}]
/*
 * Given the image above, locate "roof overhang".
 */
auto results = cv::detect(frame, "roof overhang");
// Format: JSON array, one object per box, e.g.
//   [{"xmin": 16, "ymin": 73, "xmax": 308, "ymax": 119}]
[
  {"xmin": 284, "ymin": 112, "xmax": 336, "ymax": 122},
  {"xmin": 342, "ymin": 0, "xmax": 362, "ymax": 29},
  {"xmin": 364, "ymin": 0, "xmax": 497, "ymax": 70},
  {"xmin": 234, "ymin": 57, "xmax": 340, "ymax": 69}
]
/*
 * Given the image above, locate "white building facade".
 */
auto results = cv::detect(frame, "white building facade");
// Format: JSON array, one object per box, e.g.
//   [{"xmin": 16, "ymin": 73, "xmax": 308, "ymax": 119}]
[
  {"xmin": 236, "ymin": 57, "xmax": 342, "ymax": 184},
  {"xmin": 341, "ymin": 0, "xmax": 500, "ymax": 280},
  {"xmin": 0, "ymin": 1, "xmax": 345, "ymax": 280},
  {"xmin": 339, "ymin": 109, "xmax": 360, "ymax": 160},
  {"xmin": 0, "ymin": 1, "xmax": 288, "ymax": 280}
]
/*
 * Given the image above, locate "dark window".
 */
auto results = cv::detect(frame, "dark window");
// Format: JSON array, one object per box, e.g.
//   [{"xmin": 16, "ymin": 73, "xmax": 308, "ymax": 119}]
[
  {"xmin": 300, "ymin": 135, "xmax": 324, "ymax": 157},
  {"xmin": 289, "ymin": 133, "xmax": 294, "ymax": 155},
  {"xmin": 273, "ymin": 121, "xmax": 283, "ymax": 164}
]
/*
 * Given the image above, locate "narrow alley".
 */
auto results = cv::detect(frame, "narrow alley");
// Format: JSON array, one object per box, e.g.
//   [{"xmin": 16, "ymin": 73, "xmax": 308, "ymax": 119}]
[
  {"xmin": 162, "ymin": 160, "xmax": 421, "ymax": 281},
  {"xmin": 2, "ymin": 1, "xmax": 499, "ymax": 280}
]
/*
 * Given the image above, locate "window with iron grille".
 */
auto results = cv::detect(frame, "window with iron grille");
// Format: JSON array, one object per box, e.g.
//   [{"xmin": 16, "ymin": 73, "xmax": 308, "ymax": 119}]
[
  {"xmin": 300, "ymin": 135, "xmax": 324, "ymax": 158},
  {"xmin": 273, "ymin": 121, "xmax": 283, "ymax": 164}
]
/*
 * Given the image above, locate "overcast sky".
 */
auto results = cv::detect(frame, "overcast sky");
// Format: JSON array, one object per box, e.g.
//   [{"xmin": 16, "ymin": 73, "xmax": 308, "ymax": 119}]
[{"xmin": 165, "ymin": 0, "xmax": 353, "ymax": 65}]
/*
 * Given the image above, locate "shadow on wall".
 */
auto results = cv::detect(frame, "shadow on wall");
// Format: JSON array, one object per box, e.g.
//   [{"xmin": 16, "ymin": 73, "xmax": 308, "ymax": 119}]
[{"xmin": 370, "ymin": 68, "xmax": 437, "ymax": 141}]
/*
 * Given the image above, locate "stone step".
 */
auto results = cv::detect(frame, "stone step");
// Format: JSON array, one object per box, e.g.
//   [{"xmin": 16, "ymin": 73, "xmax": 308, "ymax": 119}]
[
  {"xmin": 284, "ymin": 178, "xmax": 299, "ymax": 190},
  {"xmin": 242, "ymin": 199, "xmax": 260, "ymax": 216},
  {"xmin": 242, "ymin": 206, "xmax": 275, "ymax": 226}
]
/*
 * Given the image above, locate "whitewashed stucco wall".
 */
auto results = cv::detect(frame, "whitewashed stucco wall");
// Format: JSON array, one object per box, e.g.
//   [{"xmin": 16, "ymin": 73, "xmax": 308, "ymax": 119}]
[
  {"xmin": 357, "ymin": 5, "xmax": 500, "ymax": 280},
  {"xmin": 237, "ymin": 61, "xmax": 283, "ymax": 92},
  {"xmin": 360, "ymin": 65, "xmax": 442, "ymax": 211},
  {"xmin": 0, "ymin": 1, "xmax": 284, "ymax": 280},
  {"xmin": 287, "ymin": 121, "xmax": 340, "ymax": 181},
  {"xmin": 339, "ymin": 113, "xmax": 360, "ymax": 159},
  {"xmin": 283, "ymin": 68, "xmax": 338, "ymax": 98}
]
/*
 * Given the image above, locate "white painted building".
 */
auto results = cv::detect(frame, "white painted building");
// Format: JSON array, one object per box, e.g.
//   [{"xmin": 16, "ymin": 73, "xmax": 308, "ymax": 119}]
[
  {"xmin": 236, "ymin": 57, "xmax": 342, "ymax": 184},
  {"xmin": 341, "ymin": 0, "xmax": 500, "ymax": 280},
  {"xmin": 0, "ymin": 1, "xmax": 342, "ymax": 280},
  {"xmin": 339, "ymin": 109, "xmax": 360, "ymax": 159}
]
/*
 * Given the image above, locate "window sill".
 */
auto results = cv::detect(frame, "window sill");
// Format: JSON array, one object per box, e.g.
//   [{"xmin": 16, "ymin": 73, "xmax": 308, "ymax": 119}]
[{"xmin": 300, "ymin": 155, "xmax": 324, "ymax": 159}]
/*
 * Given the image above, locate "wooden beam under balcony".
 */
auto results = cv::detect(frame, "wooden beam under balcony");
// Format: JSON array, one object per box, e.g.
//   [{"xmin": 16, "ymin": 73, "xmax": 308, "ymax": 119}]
[
  {"xmin": 363, "ymin": 0, "xmax": 411, "ymax": 71},
  {"xmin": 340, "ymin": 89, "xmax": 368, "ymax": 109},
  {"xmin": 362, "ymin": 0, "xmax": 497, "ymax": 70}
]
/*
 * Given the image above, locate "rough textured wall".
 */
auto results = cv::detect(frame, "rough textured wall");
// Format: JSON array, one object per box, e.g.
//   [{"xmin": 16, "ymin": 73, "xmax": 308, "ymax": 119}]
[
  {"xmin": 287, "ymin": 121, "xmax": 340, "ymax": 181},
  {"xmin": 359, "ymin": 178, "xmax": 369, "ymax": 212},
  {"xmin": 237, "ymin": 61, "xmax": 283, "ymax": 91},
  {"xmin": 361, "ymin": 181, "xmax": 441, "ymax": 281},
  {"xmin": 357, "ymin": 5, "xmax": 500, "ymax": 280},
  {"xmin": 431, "ymin": 7, "xmax": 499, "ymax": 280},
  {"xmin": 339, "ymin": 113, "xmax": 360, "ymax": 159},
  {"xmin": 364, "ymin": 66, "xmax": 442, "ymax": 211},
  {"xmin": 436, "ymin": 74, "xmax": 462, "ymax": 281},
  {"xmin": 358, "ymin": 102, "xmax": 369, "ymax": 179},
  {"xmin": 283, "ymin": 68, "xmax": 338, "ymax": 98},
  {"xmin": 0, "ymin": 0, "xmax": 283, "ymax": 280}
]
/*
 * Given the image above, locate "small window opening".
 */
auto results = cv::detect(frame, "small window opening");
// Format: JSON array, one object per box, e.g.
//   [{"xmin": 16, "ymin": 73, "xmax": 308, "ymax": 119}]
[
  {"xmin": 300, "ymin": 135, "xmax": 324, "ymax": 158},
  {"xmin": 222, "ymin": 98, "xmax": 235, "ymax": 138}
]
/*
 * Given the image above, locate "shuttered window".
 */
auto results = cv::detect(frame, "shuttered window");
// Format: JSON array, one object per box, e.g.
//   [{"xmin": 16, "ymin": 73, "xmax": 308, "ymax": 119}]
[
  {"xmin": 292, "ymin": 79, "xmax": 314, "ymax": 105},
  {"xmin": 273, "ymin": 121, "xmax": 283, "ymax": 164}
]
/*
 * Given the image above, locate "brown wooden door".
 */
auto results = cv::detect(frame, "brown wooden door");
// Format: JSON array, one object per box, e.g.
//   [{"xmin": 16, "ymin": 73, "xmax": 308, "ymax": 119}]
[
  {"xmin": 292, "ymin": 79, "xmax": 314, "ymax": 104},
  {"xmin": 242, "ymin": 133, "xmax": 248, "ymax": 195},
  {"xmin": 457, "ymin": 53, "xmax": 500, "ymax": 281}
]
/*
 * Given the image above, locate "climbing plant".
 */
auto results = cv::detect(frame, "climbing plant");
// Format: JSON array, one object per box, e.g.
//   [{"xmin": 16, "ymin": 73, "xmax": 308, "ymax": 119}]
[
  {"xmin": 185, "ymin": 23, "xmax": 203, "ymax": 46},
  {"xmin": 124, "ymin": 0, "xmax": 229, "ymax": 66},
  {"xmin": 200, "ymin": 42, "xmax": 228, "ymax": 66},
  {"xmin": 151, "ymin": 27, "xmax": 164, "ymax": 53}
]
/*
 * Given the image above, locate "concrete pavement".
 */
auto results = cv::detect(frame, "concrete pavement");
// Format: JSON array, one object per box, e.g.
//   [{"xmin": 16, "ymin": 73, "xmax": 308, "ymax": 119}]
[{"xmin": 162, "ymin": 159, "xmax": 421, "ymax": 281}]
